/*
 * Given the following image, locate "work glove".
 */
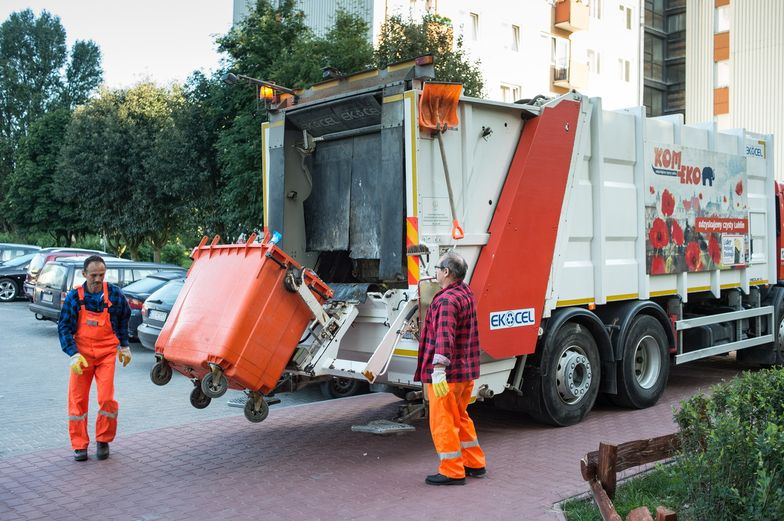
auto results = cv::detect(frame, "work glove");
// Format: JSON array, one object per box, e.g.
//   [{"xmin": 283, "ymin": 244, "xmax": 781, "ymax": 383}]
[
  {"xmin": 70, "ymin": 354, "xmax": 88, "ymax": 376},
  {"xmin": 431, "ymin": 366, "xmax": 449, "ymax": 398},
  {"xmin": 118, "ymin": 346, "xmax": 132, "ymax": 367}
]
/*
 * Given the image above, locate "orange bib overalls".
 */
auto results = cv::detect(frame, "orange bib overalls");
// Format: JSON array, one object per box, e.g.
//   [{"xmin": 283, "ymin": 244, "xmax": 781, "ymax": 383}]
[{"xmin": 68, "ymin": 282, "xmax": 120, "ymax": 450}]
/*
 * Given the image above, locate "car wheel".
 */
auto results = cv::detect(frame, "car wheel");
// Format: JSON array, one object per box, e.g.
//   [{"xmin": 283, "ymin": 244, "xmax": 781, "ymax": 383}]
[
  {"xmin": 0, "ymin": 278, "xmax": 17, "ymax": 302},
  {"xmin": 320, "ymin": 377, "xmax": 367, "ymax": 399}
]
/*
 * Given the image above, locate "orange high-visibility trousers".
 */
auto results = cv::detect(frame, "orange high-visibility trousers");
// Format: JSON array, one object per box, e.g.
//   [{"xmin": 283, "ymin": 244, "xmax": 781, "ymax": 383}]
[
  {"xmin": 426, "ymin": 381, "xmax": 486, "ymax": 478},
  {"xmin": 68, "ymin": 283, "xmax": 120, "ymax": 450}
]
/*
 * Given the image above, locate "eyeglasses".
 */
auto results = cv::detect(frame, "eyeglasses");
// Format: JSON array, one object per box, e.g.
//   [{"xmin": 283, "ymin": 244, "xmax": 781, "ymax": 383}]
[{"xmin": 434, "ymin": 265, "xmax": 447, "ymax": 271}]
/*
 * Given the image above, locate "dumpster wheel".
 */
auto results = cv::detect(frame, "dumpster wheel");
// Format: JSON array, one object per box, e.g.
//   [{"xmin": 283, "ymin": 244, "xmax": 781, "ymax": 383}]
[
  {"xmin": 244, "ymin": 392, "xmax": 269, "ymax": 423},
  {"xmin": 201, "ymin": 365, "xmax": 228, "ymax": 398},
  {"xmin": 190, "ymin": 382, "xmax": 212, "ymax": 409},
  {"xmin": 150, "ymin": 360, "xmax": 172, "ymax": 386}
]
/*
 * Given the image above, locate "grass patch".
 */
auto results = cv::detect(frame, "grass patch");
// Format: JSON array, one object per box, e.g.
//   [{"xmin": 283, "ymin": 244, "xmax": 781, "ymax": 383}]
[{"xmin": 561, "ymin": 464, "xmax": 686, "ymax": 521}]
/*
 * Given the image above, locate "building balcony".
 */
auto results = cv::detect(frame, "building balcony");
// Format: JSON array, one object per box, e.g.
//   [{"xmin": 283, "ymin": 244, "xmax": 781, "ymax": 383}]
[
  {"xmin": 554, "ymin": 0, "xmax": 589, "ymax": 33},
  {"xmin": 552, "ymin": 61, "xmax": 588, "ymax": 90}
]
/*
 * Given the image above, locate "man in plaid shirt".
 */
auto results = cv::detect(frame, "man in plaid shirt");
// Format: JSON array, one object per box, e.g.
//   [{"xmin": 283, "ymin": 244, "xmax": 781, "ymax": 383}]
[{"xmin": 415, "ymin": 251, "xmax": 486, "ymax": 485}]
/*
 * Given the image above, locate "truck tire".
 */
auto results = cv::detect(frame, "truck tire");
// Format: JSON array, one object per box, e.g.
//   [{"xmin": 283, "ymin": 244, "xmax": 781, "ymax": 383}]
[
  {"xmin": 610, "ymin": 315, "xmax": 670, "ymax": 409},
  {"xmin": 527, "ymin": 322, "xmax": 601, "ymax": 426},
  {"xmin": 320, "ymin": 377, "xmax": 366, "ymax": 399}
]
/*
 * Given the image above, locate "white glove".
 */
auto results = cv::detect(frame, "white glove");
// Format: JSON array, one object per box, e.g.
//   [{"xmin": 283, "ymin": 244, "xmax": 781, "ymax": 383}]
[
  {"xmin": 70, "ymin": 354, "xmax": 88, "ymax": 375},
  {"xmin": 431, "ymin": 366, "xmax": 449, "ymax": 398},
  {"xmin": 118, "ymin": 346, "xmax": 132, "ymax": 367}
]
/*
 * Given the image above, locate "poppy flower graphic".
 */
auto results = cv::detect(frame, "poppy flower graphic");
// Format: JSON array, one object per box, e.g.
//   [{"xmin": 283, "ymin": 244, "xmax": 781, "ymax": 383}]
[
  {"xmin": 736, "ymin": 181, "xmax": 743, "ymax": 196},
  {"xmin": 649, "ymin": 186, "xmax": 655, "ymax": 194},
  {"xmin": 661, "ymin": 189, "xmax": 675, "ymax": 216},
  {"xmin": 708, "ymin": 234, "xmax": 721, "ymax": 264},
  {"xmin": 650, "ymin": 255, "xmax": 666, "ymax": 275},
  {"xmin": 671, "ymin": 220, "xmax": 684, "ymax": 246},
  {"xmin": 649, "ymin": 218, "xmax": 669, "ymax": 249},
  {"xmin": 686, "ymin": 241, "xmax": 703, "ymax": 272}
]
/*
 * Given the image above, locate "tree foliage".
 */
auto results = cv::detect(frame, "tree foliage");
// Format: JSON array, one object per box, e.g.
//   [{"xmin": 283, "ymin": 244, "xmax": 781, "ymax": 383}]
[{"xmin": 375, "ymin": 14, "xmax": 484, "ymax": 97}]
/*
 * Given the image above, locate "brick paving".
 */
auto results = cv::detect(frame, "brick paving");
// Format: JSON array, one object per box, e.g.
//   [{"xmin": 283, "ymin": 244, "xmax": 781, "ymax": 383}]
[{"xmin": 0, "ymin": 335, "xmax": 740, "ymax": 521}]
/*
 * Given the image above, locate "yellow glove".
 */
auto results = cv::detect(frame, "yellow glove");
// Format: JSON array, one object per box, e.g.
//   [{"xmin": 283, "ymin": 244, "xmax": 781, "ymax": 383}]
[
  {"xmin": 69, "ymin": 354, "xmax": 88, "ymax": 376},
  {"xmin": 118, "ymin": 346, "xmax": 132, "ymax": 367},
  {"xmin": 431, "ymin": 366, "xmax": 449, "ymax": 398}
]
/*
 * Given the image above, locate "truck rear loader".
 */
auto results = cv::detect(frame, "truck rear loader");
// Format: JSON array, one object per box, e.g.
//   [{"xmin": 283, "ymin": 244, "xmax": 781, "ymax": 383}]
[{"xmin": 151, "ymin": 57, "xmax": 781, "ymax": 427}]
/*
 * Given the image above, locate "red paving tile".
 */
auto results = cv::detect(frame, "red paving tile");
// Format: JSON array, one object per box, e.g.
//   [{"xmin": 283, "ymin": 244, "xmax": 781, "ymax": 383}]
[{"xmin": 0, "ymin": 360, "xmax": 740, "ymax": 521}]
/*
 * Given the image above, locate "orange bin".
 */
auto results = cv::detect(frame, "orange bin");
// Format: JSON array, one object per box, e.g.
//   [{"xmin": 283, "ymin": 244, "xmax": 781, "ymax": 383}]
[{"xmin": 155, "ymin": 237, "xmax": 332, "ymax": 395}]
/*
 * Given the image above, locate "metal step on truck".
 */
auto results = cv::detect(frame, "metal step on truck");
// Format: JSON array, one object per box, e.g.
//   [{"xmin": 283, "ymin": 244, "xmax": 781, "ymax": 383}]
[{"xmin": 151, "ymin": 56, "xmax": 780, "ymax": 428}]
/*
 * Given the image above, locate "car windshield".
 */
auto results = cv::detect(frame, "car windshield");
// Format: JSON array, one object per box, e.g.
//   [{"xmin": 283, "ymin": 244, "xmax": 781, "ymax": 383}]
[
  {"xmin": 123, "ymin": 275, "xmax": 169, "ymax": 294},
  {"xmin": 1, "ymin": 252, "xmax": 36, "ymax": 267},
  {"xmin": 147, "ymin": 279, "xmax": 184, "ymax": 306},
  {"xmin": 28, "ymin": 253, "xmax": 47, "ymax": 273}
]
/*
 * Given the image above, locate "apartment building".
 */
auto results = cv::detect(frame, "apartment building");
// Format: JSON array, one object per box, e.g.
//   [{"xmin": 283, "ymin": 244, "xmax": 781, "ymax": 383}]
[
  {"xmin": 685, "ymin": 0, "xmax": 783, "ymax": 179},
  {"xmin": 642, "ymin": 0, "xmax": 686, "ymax": 116},
  {"xmin": 233, "ymin": 0, "xmax": 642, "ymax": 110}
]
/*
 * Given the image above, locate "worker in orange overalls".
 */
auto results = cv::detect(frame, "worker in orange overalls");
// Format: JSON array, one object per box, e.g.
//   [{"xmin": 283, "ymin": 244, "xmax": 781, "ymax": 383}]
[
  {"xmin": 58, "ymin": 255, "xmax": 132, "ymax": 461},
  {"xmin": 415, "ymin": 251, "xmax": 486, "ymax": 485}
]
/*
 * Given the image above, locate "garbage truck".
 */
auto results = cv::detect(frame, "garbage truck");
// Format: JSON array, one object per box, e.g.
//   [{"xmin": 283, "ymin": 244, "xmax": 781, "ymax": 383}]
[{"xmin": 151, "ymin": 56, "xmax": 781, "ymax": 427}]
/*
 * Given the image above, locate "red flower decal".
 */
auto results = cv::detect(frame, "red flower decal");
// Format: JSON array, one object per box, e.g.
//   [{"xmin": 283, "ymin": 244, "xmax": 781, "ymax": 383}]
[
  {"xmin": 661, "ymin": 189, "xmax": 675, "ymax": 216},
  {"xmin": 671, "ymin": 220, "xmax": 684, "ymax": 246},
  {"xmin": 723, "ymin": 195, "xmax": 727, "ymax": 203},
  {"xmin": 649, "ymin": 186, "xmax": 655, "ymax": 194},
  {"xmin": 736, "ymin": 181, "xmax": 743, "ymax": 196},
  {"xmin": 649, "ymin": 218, "xmax": 670, "ymax": 249},
  {"xmin": 650, "ymin": 255, "xmax": 666, "ymax": 275},
  {"xmin": 708, "ymin": 234, "xmax": 721, "ymax": 264},
  {"xmin": 686, "ymin": 241, "xmax": 703, "ymax": 272},
  {"xmin": 683, "ymin": 199, "xmax": 691, "ymax": 211}
]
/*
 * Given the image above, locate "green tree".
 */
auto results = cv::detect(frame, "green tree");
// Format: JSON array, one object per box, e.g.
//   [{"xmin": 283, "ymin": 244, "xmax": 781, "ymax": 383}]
[
  {"xmin": 4, "ymin": 108, "xmax": 86, "ymax": 244},
  {"xmin": 375, "ymin": 14, "xmax": 484, "ymax": 97},
  {"xmin": 0, "ymin": 8, "xmax": 102, "ymax": 230}
]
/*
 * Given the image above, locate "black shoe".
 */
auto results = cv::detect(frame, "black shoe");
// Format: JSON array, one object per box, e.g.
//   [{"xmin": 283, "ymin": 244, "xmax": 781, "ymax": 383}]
[
  {"xmin": 425, "ymin": 473, "xmax": 465, "ymax": 486},
  {"xmin": 465, "ymin": 466, "xmax": 487, "ymax": 478},
  {"xmin": 96, "ymin": 442, "xmax": 110, "ymax": 460},
  {"xmin": 73, "ymin": 449, "xmax": 88, "ymax": 462}
]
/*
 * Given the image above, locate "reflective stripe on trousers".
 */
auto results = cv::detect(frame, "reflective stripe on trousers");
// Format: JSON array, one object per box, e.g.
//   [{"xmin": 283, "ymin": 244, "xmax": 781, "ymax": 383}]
[{"xmin": 427, "ymin": 381, "xmax": 486, "ymax": 479}]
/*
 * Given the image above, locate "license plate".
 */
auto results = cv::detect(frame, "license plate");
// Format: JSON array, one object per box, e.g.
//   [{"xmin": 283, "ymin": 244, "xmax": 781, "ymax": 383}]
[
  {"xmin": 41, "ymin": 293, "xmax": 53, "ymax": 303},
  {"xmin": 149, "ymin": 309, "xmax": 167, "ymax": 322}
]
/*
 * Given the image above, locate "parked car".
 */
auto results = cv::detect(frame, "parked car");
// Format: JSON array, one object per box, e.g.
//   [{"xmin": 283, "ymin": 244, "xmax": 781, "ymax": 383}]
[
  {"xmin": 0, "ymin": 243, "xmax": 40, "ymax": 263},
  {"xmin": 29, "ymin": 258, "xmax": 184, "ymax": 322},
  {"xmin": 0, "ymin": 252, "xmax": 37, "ymax": 302},
  {"xmin": 138, "ymin": 278, "xmax": 185, "ymax": 350},
  {"xmin": 122, "ymin": 270, "xmax": 187, "ymax": 339},
  {"xmin": 23, "ymin": 247, "xmax": 109, "ymax": 299}
]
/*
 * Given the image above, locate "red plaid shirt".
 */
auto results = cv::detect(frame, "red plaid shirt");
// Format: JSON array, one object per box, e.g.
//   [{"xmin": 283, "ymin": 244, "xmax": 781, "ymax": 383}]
[{"xmin": 415, "ymin": 281, "xmax": 481, "ymax": 383}]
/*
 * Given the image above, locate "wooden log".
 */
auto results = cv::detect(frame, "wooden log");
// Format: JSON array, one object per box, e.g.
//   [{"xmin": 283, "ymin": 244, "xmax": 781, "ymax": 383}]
[
  {"xmin": 626, "ymin": 507, "xmax": 654, "ymax": 521},
  {"xmin": 589, "ymin": 478, "xmax": 623, "ymax": 521},
  {"xmin": 655, "ymin": 506, "xmax": 676, "ymax": 521},
  {"xmin": 581, "ymin": 433, "xmax": 681, "ymax": 479},
  {"xmin": 598, "ymin": 442, "xmax": 618, "ymax": 499}
]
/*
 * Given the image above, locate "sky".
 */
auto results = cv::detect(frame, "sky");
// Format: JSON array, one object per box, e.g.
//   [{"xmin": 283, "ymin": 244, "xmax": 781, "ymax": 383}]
[{"xmin": 0, "ymin": 0, "xmax": 234, "ymax": 89}]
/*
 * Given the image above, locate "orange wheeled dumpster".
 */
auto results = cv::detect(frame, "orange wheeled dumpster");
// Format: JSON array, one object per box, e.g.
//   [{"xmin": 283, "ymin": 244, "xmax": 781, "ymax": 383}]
[{"xmin": 152, "ymin": 235, "xmax": 332, "ymax": 402}]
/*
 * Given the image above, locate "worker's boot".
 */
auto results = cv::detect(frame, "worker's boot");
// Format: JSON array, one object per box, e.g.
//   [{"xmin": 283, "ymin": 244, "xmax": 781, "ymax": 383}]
[
  {"xmin": 96, "ymin": 442, "xmax": 110, "ymax": 460},
  {"xmin": 464, "ymin": 466, "xmax": 487, "ymax": 478},
  {"xmin": 73, "ymin": 449, "xmax": 88, "ymax": 462}
]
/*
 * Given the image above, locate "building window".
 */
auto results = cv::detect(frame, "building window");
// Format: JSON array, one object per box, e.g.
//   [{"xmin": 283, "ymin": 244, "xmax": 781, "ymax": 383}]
[
  {"xmin": 587, "ymin": 49, "xmax": 601, "ymax": 75},
  {"xmin": 618, "ymin": 58, "xmax": 630, "ymax": 82},
  {"xmin": 715, "ymin": 5, "xmax": 730, "ymax": 33},
  {"xmin": 667, "ymin": 12, "xmax": 685, "ymax": 32},
  {"xmin": 552, "ymin": 36, "xmax": 570, "ymax": 81},
  {"xmin": 500, "ymin": 83, "xmax": 521, "ymax": 103},
  {"xmin": 714, "ymin": 61, "xmax": 729, "ymax": 88},
  {"xmin": 644, "ymin": 88, "xmax": 664, "ymax": 116},
  {"xmin": 620, "ymin": 5, "xmax": 633, "ymax": 30},
  {"xmin": 511, "ymin": 24, "xmax": 520, "ymax": 52},
  {"xmin": 590, "ymin": 0, "xmax": 602, "ymax": 20},
  {"xmin": 644, "ymin": 33, "xmax": 664, "ymax": 81},
  {"xmin": 667, "ymin": 62, "xmax": 685, "ymax": 84},
  {"xmin": 644, "ymin": 0, "xmax": 664, "ymax": 31},
  {"xmin": 470, "ymin": 12, "xmax": 479, "ymax": 40}
]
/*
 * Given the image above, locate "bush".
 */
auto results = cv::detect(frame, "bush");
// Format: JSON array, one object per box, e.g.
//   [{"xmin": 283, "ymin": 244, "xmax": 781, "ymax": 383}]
[
  {"xmin": 161, "ymin": 242, "xmax": 191, "ymax": 268},
  {"xmin": 674, "ymin": 367, "xmax": 784, "ymax": 520}
]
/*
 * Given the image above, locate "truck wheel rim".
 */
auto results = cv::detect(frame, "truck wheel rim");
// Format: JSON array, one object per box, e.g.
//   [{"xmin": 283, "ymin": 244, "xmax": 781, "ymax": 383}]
[
  {"xmin": 634, "ymin": 335, "xmax": 660, "ymax": 389},
  {"xmin": 556, "ymin": 346, "xmax": 592, "ymax": 404},
  {"xmin": 778, "ymin": 317, "xmax": 784, "ymax": 347}
]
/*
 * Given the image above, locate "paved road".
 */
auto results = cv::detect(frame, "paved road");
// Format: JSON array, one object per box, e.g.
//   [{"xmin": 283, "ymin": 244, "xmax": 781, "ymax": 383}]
[
  {"xmin": 0, "ymin": 300, "xmax": 327, "ymax": 459},
  {"xmin": 0, "ymin": 299, "xmax": 747, "ymax": 520}
]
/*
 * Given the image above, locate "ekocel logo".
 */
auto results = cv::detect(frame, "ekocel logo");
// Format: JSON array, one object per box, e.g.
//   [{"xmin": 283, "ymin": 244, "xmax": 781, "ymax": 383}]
[{"xmin": 489, "ymin": 308, "xmax": 536, "ymax": 330}]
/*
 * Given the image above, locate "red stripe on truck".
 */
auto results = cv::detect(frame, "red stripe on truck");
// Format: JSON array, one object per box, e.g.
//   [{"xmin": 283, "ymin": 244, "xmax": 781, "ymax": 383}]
[{"xmin": 470, "ymin": 100, "xmax": 581, "ymax": 359}]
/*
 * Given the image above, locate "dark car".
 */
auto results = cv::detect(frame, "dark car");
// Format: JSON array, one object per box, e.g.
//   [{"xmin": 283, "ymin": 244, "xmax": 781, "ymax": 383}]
[
  {"xmin": 0, "ymin": 252, "xmax": 37, "ymax": 302},
  {"xmin": 29, "ymin": 258, "xmax": 183, "ymax": 322},
  {"xmin": 138, "ymin": 278, "xmax": 185, "ymax": 351},
  {"xmin": 23, "ymin": 247, "xmax": 109, "ymax": 299},
  {"xmin": 0, "ymin": 243, "xmax": 40, "ymax": 263},
  {"xmin": 122, "ymin": 271, "xmax": 187, "ymax": 339}
]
